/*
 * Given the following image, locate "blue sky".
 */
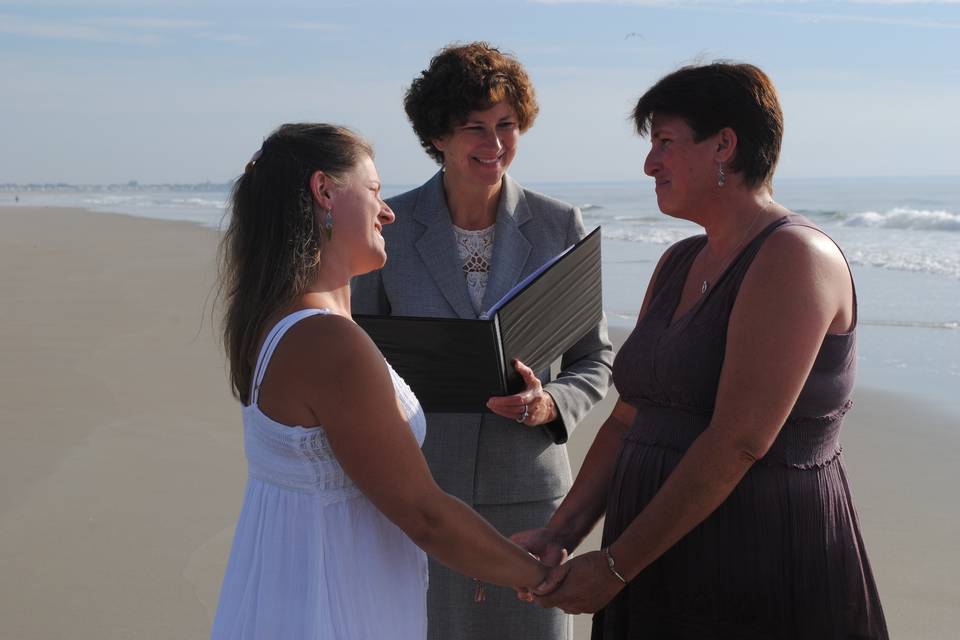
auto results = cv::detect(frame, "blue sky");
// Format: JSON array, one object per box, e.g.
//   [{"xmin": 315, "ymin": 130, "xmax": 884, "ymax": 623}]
[{"xmin": 1, "ymin": 0, "xmax": 958, "ymax": 185}]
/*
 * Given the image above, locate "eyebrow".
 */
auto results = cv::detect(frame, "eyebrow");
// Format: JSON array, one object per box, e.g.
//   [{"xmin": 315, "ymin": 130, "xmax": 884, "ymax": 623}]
[{"xmin": 460, "ymin": 115, "xmax": 515, "ymax": 126}]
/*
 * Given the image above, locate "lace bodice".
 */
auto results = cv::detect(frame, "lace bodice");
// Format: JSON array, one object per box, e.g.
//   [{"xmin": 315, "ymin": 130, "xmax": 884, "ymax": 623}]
[
  {"xmin": 452, "ymin": 224, "xmax": 495, "ymax": 314},
  {"xmin": 242, "ymin": 309, "xmax": 426, "ymax": 499}
]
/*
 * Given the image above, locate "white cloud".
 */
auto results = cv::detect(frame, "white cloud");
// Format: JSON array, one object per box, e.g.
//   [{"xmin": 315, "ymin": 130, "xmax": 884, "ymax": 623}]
[
  {"xmin": 0, "ymin": 13, "xmax": 259, "ymax": 45},
  {"xmin": 0, "ymin": 14, "xmax": 165, "ymax": 43},
  {"xmin": 80, "ymin": 17, "xmax": 211, "ymax": 29}
]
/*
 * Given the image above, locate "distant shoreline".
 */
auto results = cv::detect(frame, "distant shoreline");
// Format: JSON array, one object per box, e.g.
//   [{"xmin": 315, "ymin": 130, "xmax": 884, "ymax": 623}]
[
  {"xmin": 0, "ymin": 181, "xmax": 232, "ymax": 192},
  {"xmin": 3, "ymin": 174, "xmax": 960, "ymax": 193}
]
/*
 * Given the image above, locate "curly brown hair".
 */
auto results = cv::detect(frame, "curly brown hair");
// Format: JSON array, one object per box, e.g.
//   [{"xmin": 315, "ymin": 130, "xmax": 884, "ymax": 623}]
[{"xmin": 404, "ymin": 42, "xmax": 539, "ymax": 164}]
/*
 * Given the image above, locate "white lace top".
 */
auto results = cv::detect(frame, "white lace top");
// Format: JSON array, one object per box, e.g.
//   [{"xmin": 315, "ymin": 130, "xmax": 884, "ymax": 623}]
[{"xmin": 452, "ymin": 224, "xmax": 496, "ymax": 314}]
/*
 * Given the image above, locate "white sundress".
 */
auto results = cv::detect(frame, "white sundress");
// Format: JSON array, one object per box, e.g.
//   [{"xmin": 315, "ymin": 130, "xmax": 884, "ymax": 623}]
[{"xmin": 211, "ymin": 308, "xmax": 428, "ymax": 639}]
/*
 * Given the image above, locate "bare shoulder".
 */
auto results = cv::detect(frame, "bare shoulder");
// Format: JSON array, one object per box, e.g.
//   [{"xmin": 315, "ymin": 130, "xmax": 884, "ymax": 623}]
[
  {"xmin": 254, "ymin": 311, "xmax": 393, "ymax": 426},
  {"xmin": 280, "ymin": 313, "xmax": 384, "ymax": 377},
  {"xmin": 750, "ymin": 220, "xmax": 848, "ymax": 286},
  {"xmin": 737, "ymin": 217, "xmax": 853, "ymax": 333},
  {"xmin": 264, "ymin": 312, "xmax": 389, "ymax": 404}
]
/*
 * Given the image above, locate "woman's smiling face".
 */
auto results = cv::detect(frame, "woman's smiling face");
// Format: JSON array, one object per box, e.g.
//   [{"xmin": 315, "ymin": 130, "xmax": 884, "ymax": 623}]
[{"xmin": 432, "ymin": 101, "xmax": 520, "ymax": 189}]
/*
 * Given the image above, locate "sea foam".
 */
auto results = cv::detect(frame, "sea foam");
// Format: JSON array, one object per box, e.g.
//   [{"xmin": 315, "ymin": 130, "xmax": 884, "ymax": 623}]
[{"xmin": 842, "ymin": 207, "xmax": 960, "ymax": 232}]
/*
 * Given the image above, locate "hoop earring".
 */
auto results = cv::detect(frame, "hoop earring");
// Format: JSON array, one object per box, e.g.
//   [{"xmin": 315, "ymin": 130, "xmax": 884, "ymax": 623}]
[
  {"xmin": 323, "ymin": 208, "xmax": 334, "ymax": 241},
  {"xmin": 717, "ymin": 161, "xmax": 726, "ymax": 187}
]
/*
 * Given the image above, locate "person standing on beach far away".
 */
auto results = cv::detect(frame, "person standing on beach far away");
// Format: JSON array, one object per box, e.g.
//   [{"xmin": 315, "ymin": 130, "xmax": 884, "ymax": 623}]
[
  {"xmin": 352, "ymin": 42, "xmax": 613, "ymax": 640},
  {"xmin": 210, "ymin": 123, "xmax": 553, "ymax": 640},
  {"xmin": 513, "ymin": 62, "xmax": 889, "ymax": 638}
]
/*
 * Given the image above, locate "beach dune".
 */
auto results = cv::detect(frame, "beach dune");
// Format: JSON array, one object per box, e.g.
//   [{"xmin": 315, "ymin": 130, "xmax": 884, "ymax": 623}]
[{"xmin": 0, "ymin": 206, "xmax": 956, "ymax": 639}]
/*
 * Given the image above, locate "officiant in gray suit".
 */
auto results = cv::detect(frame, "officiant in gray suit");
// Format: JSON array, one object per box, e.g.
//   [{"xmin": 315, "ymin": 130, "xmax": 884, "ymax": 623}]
[{"xmin": 351, "ymin": 42, "xmax": 613, "ymax": 640}]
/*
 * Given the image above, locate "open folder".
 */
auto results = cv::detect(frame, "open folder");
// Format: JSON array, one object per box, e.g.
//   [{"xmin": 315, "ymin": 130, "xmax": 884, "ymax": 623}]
[{"xmin": 355, "ymin": 226, "xmax": 602, "ymax": 413}]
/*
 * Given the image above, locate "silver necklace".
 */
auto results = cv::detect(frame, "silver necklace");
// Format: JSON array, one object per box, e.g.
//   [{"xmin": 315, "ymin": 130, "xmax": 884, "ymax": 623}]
[{"xmin": 699, "ymin": 208, "xmax": 765, "ymax": 296}]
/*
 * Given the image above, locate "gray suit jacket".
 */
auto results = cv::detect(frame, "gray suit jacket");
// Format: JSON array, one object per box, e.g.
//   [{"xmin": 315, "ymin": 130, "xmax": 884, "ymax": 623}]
[{"xmin": 352, "ymin": 171, "xmax": 613, "ymax": 506}]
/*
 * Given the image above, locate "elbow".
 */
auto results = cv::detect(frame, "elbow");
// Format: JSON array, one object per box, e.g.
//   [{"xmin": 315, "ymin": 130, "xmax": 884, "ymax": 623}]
[
  {"xmin": 707, "ymin": 439, "xmax": 766, "ymax": 488},
  {"xmin": 402, "ymin": 512, "xmax": 443, "ymax": 549},
  {"xmin": 391, "ymin": 492, "xmax": 449, "ymax": 550},
  {"xmin": 734, "ymin": 445, "xmax": 762, "ymax": 466},
  {"xmin": 730, "ymin": 435, "xmax": 772, "ymax": 468},
  {"xmin": 707, "ymin": 427, "xmax": 772, "ymax": 473}
]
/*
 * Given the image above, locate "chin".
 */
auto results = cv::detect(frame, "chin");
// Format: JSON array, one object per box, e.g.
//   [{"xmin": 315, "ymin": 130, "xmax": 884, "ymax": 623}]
[
  {"xmin": 357, "ymin": 252, "xmax": 387, "ymax": 275},
  {"xmin": 655, "ymin": 198, "xmax": 685, "ymax": 220},
  {"xmin": 470, "ymin": 168, "xmax": 506, "ymax": 186}
]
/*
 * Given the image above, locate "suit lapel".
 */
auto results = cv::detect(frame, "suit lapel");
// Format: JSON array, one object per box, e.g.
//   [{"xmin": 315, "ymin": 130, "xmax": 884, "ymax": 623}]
[
  {"xmin": 480, "ymin": 175, "xmax": 532, "ymax": 313},
  {"xmin": 413, "ymin": 172, "xmax": 477, "ymax": 319}
]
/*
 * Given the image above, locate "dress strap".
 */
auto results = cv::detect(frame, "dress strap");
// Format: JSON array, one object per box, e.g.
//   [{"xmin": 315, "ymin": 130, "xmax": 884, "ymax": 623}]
[{"xmin": 249, "ymin": 308, "xmax": 333, "ymax": 405}]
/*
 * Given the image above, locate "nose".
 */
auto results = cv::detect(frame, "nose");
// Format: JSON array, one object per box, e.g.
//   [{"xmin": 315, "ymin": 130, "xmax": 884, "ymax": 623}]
[
  {"xmin": 643, "ymin": 147, "xmax": 658, "ymax": 177},
  {"xmin": 485, "ymin": 127, "xmax": 503, "ymax": 152},
  {"xmin": 379, "ymin": 200, "xmax": 395, "ymax": 225}
]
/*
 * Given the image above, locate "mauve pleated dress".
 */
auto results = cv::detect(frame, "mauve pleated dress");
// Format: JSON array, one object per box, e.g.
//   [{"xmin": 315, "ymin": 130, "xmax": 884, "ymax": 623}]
[{"xmin": 595, "ymin": 215, "xmax": 888, "ymax": 639}]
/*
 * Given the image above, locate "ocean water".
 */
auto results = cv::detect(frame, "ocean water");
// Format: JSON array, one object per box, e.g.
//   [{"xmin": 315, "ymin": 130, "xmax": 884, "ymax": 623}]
[
  {"xmin": 538, "ymin": 177, "xmax": 959, "ymax": 414},
  {"xmin": 5, "ymin": 176, "xmax": 958, "ymax": 413}
]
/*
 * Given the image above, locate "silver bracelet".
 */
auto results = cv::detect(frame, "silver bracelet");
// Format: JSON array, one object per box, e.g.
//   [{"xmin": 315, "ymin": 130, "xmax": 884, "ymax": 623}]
[{"xmin": 602, "ymin": 547, "xmax": 628, "ymax": 584}]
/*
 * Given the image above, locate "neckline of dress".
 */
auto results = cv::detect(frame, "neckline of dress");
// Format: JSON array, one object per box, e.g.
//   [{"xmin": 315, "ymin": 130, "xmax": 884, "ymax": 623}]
[
  {"xmin": 666, "ymin": 214, "xmax": 792, "ymax": 329},
  {"xmin": 452, "ymin": 223, "xmax": 496, "ymax": 234}
]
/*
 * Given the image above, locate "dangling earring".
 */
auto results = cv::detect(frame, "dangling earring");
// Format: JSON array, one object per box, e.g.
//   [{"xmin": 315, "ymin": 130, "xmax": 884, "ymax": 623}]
[
  {"xmin": 322, "ymin": 208, "xmax": 334, "ymax": 241},
  {"xmin": 717, "ymin": 160, "xmax": 726, "ymax": 187}
]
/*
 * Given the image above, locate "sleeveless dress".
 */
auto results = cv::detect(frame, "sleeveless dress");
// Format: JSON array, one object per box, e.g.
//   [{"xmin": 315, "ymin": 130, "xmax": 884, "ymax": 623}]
[
  {"xmin": 595, "ymin": 216, "xmax": 888, "ymax": 639},
  {"xmin": 211, "ymin": 309, "xmax": 429, "ymax": 640}
]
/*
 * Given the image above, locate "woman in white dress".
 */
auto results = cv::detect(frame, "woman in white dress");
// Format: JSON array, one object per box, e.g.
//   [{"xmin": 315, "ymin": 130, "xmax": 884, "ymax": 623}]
[{"xmin": 211, "ymin": 123, "xmax": 553, "ymax": 639}]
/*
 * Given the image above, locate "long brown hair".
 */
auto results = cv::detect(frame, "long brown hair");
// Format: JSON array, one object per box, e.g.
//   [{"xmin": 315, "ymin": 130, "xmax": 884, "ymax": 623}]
[{"xmin": 217, "ymin": 123, "xmax": 372, "ymax": 404}]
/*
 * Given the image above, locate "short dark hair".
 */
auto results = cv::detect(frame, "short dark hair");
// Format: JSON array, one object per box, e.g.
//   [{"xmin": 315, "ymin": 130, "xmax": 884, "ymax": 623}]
[
  {"xmin": 218, "ymin": 123, "xmax": 372, "ymax": 404},
  {"xmin": 404, "ymin": 42, "xmax": 539, "ymax": 164},
  {"xmin": 632, "ymin": 62, "xmax": 783, "ymax": 188}
]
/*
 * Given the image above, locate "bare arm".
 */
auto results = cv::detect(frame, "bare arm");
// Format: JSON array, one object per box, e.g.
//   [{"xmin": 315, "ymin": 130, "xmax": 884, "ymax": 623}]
[
  {"xmin": 513, "ymin": 400, "xmax": 635, "ymax": 560},
  {"xmin": 536, "ymin": 225, "xmax": 855, "ymax": 612},
  {"xmin": 289, "ymin": 316, "xmax": 546, "ymax": 590},
  {"xmin": 512, "ymin": 244, "xmax": 671, "ymax": 558}
]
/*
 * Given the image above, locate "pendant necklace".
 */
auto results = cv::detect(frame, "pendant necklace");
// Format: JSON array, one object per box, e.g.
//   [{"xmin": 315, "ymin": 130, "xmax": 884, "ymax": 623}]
[{"xmin": 700, "ymin": 207, "xmax": 765, "ymax": 296}]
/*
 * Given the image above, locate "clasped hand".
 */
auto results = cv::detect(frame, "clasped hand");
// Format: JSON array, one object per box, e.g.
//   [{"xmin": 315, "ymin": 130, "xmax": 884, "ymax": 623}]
[
  {"xmin": 510, "ymin": 529, "xmax": 625, "ymax": 615},
  {"xmin": 486, "ymin": 359, "xmax": 558, "ymax": 426}
]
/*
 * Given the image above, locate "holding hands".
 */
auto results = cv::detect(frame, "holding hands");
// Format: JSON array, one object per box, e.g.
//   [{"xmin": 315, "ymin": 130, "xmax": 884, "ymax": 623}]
[
  {"xmin": 511, "ymin": 528, "xmax": 627, "ymax": 615},
  {"xmin": 486, "ymin": 359, "xmax": 558, "ymax": 426},
  {"xmin": 530, "ymin": 550, "xmax": 626, "ymax": 614}
]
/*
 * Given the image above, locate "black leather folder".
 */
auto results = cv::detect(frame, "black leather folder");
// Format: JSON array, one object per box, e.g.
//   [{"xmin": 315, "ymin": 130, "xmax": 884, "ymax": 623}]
[{"xmin": 355, "ymin": 226, "xmax": 602, "ymax": 412}]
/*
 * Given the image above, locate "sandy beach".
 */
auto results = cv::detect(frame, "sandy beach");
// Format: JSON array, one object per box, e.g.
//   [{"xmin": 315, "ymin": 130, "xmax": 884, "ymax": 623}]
[{"xmin": 1, "ymin": 205, "xmax": 957, "ymax": 639}]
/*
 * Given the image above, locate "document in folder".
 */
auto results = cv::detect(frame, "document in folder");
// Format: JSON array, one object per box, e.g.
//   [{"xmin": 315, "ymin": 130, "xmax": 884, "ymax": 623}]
[{"xmin": 355, "ymin": 226, "xmax": 602, "ymax": 412}]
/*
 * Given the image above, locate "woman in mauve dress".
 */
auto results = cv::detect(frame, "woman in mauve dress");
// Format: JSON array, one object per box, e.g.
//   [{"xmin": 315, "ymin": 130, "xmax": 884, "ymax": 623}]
[{"xmin": 513, "ymin": 62, "xmax": 888, "ymax": 639}]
